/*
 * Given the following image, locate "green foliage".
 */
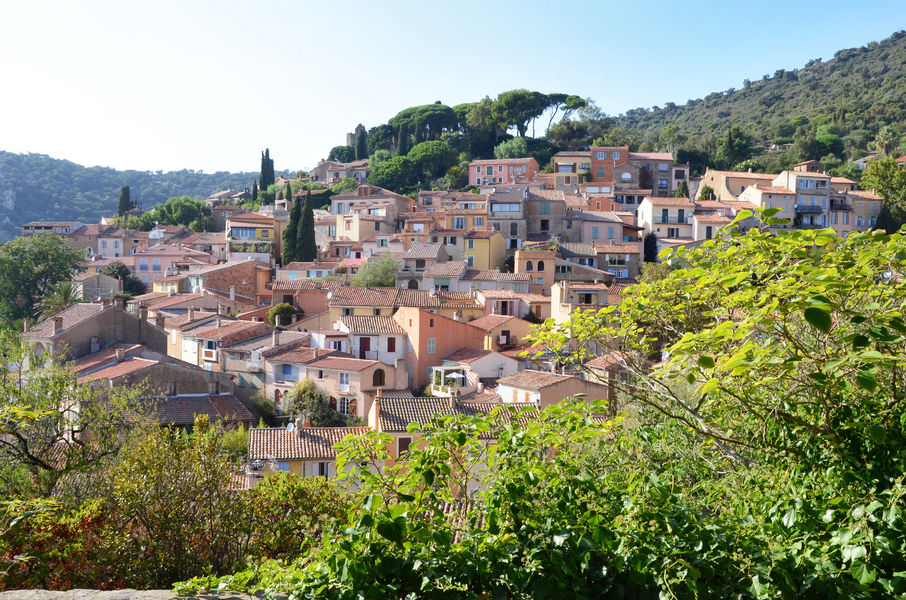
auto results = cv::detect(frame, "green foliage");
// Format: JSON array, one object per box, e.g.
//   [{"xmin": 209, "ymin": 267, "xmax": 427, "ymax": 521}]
[
  {"xmin": 0, "ymin": 335, "xmax": 150, "ymax": 499},
  {"xmin": 367, "ymin": 156, "xmax": 417, "ymax": 193},
  {"xmin": 298, "ymin": 191, "xmax": 317, "ymax": 262},
  {"xmin": 493, "ymin": 136, "xmax": 529, "ymax": 159},
  {"xmin": 350, "ymin": 253, "xmax": 400, "ymax": 287},
  {"xmin": 388, "ymin": 103, "xmax": 458, "ymax": 142},
  {"xmin": 715, "ymin": 125, "xmax": 754, "ymax": 168},
  {"xmin": 282, "ymin": 191, "xmax": 302, "ymax": 264},
  {"xmin": 492, "ymin": 89, "xmax": 548, "ymax": 137},
  {"xmin": 861, "ymin": 157, "xmax": 906, "ymax": 218},
  {"xmin": 673, "ymin": 179, "xmax": 689, "ymax": 198},
  {"xmin": 369, "ymin": 149, "xmax": 392, "ymax": 169},
  {"xmin": 116, "ymin": 185, "xmax": 132, "ymax": 217},
  {"xmin": 407, "ymin": 141, "xmax": 458, "ymax": 180},
  {"xmin": 697, "ymin": 183, "xmax": 716, "ymax": 200},
  {"xmin": 615, "ymin": 31, "xmax": 906, "ymax": 163},
  {"xmin": 643, "ymin": 231, "xmax": 658, "ymax": 262},
  {"xmin": 284, "ymin": 379, "xmax": 347, "ymax": 427},
  {"xmin": 266, "ymin": 303, "xmax": 295, "ymax": 327},
  {"xmin": 259, "ymin": 148, "xmax": 275, "ymax": 190},
  {"xmin": 245, "ymin": 472, "xmax": 354, "ymax": 560},
  {"xmin": 37, "ymin": 281, "xmax": 83, "ymax": 320},
  {"xmin": 329, "ymin": 176, "xmax": 360, "ymax": 195},
  {"xmin": 354, "ymin": 126, "xmax": 368, "ymax": 161},
  {"xmin": 0, "ymin": 234, "xmax": 83, "ymax": 325},
  {"xmin": 637, "ymin": 261, "xmax": 675, "ymax": 283},
  {"xmin": 221, "ymin": 427, "xmax": 249, "ymax": 461},
  {"xmin": 100, "ymin": 260, "xmax": 146, "ymax": 296},
  {"xmin": 105, "ymin": 417, "xmax": 250, "ymax": 587},
  {"xmin": 328, "ymin": 145, "xmax": 356, "ymax": 163},
  {"xmin": 128, "ymin": 196, "xmax": 212, "ymax": 232}
]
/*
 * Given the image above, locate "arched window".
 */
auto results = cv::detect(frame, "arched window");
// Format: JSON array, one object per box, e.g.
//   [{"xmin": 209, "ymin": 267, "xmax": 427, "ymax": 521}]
[
  {"xmin": 537, "ymin": 260, "xmax": 545, "ymax": 272},
  {"xmin": 373, "ymin": 368, "xmax": 385, "ymax": 387},
  {"xmin": 621, "ymin": 172, "xmax": 632, "ymax": 182},
  {"xmin": 525, "ymin": 261, "xmax": 533, "ymax": 272}
]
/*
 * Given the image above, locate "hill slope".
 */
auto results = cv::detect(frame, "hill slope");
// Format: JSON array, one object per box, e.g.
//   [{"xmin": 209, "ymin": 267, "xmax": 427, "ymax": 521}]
[
  {"xmin": 615, "ymin": 30, "xmax": 906, "ymax": 145},
  {"xmin": 0, "ymin": 152, "xmax": 255, "ymax": 241}
]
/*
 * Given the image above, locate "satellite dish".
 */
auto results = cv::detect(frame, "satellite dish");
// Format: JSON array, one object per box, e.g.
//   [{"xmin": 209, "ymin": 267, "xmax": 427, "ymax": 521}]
[
  {"xmin": 326, "ymin": 291, "xmax": 333, "ymax": 300},
  {"xmin": 286, "ymin": 422, "xmax": 295, "ymax": 432}
]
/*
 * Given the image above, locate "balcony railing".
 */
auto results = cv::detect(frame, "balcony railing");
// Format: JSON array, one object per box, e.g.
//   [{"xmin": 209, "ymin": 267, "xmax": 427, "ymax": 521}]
[
  {"xmin": 829, "ymin": 200, "xmax": 852, "ymax": 211},
  {"xmin": 652, "ymin": 216, "xmax": 693, "ymax": 224},
  {"xmin": 339, "ymin": 383, "xmax": 350, "ymax": 393},
  {"xmin": 795, "ymin": 204, "xmax": 824, "ymax": 213}
]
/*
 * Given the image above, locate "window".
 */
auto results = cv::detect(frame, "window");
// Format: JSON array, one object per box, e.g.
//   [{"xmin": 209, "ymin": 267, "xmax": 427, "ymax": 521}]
[
  {"xmin": 658, "ymin": 179, "xmax": 668, "ymax": 189},
  {"xmin": 607, "ymin": 226, "xmax": 614, "ymax": 239},
  {"xmin": 373, "ymin": 308, "xmax": 381, "ymax": 316},
  {"xmin": 591, "ymin": 226, "xmax": 599, "ymax": 239},
  {"xmin": 467, "ymin": 255, "xmax": 474, "ymax": 266},
  {"xmin": 706, "ymin": 226, "xmax": 713, "ymax": 240},
  {"xmin": 540, "ymin": 219, "xmax": 549, "ymax": 231},
  {"xmin": 611, "ymin": 152, "xmax": 620, "ymax": 159},
  {"xmin": 475, "ymin": 177, "xmax": 481, "ymax": 185},
  {"xmin": 277, "ymin": 462, "xmax": 290, "ymax": 472},
  {"xmin": 540, "ymin": 203, "xmax": 550, "ymax": 215},
  {"xmin": 498, "ymin": 165, "xmax": 503, "ymax": 172},
  {"xmin": 372, "ymin": 369, "xmax": 385, "ymax": 387},
  {"xmin": 262, "ymin": 229, "xmax": 269, "ymax": 237},
  {"xmin": 595, "ymin": 151, "xmax": 606, "ymax": 159},
  {"xmin": 677, "ymin": 209, "xmax": 685, "ymax": 222},
  {"xmin": 339, "ymin": 372, "xmax": 350, "ymax": 386},
  {"xmin": 667, "ymin": 227, "xmax": 679, "ymax": 238},
  {"xmin": 475, "ymin": 166, "xmax": 481, "ymax": 173},
  {"xmin": 509, "ymin": 222, "xmax": 518, "ymax": 236},
  {"xmin": 387, "ymin": 337, "xmax": 396, "ymax": 352},
  {"xmin": 398, "ymin": 437, "xmax": 412, "ymax": 456},
  {"xmin": 429, "ymin": 318, "xmax": 434, "ymax": 327},
  {"xmin": 318, "ymin": 370, "xmax": 324, "ymax": 379},
  {"xmin": 343, "ymin": 307, "xmax": 352, "ymax": 316},
  {"xmin": 453, "ymin": 217, "xmax": 465, "ymax": 229},
  {"xmin": 473, "ymin": 217, "xmax": 484, "ymax": 227},
  {"xmin": 467, "ymin": 239, "xmax": 474, "ymax": 249},
  {"xmin": 140, "ymin": 258, "xmax": 148, "ymax": 271},
  {"xmin": 620, "ymin": 172, "xmax": 632, "ymax": 182},
  {"xmin": 427, "ymin": 337, "xmax": 436, "ymax": 354},
  {"xmin": 658, "ymin": 163, "xmax": 669, "ymax": 172},
  {"xmin": 486, "ymin": 166, "xmax": 493, "ymax": 175},
  {"xmin": 101, "ymin": 240, "xmax": 107, "ymax": 249},
  {"xmin": 339, "ymin": 397, "xmax": 350, "ymax": 415},
  {"xmin": 526, "ymin": 261, "xmax": 533, "ymax": 272},
  {"xmin": 537, "ymin": 260, "xmax": 545, "ymax": 272},
  {"xmin": 596, "ymin": 167, "xmax": 604, "ymax": 178}
]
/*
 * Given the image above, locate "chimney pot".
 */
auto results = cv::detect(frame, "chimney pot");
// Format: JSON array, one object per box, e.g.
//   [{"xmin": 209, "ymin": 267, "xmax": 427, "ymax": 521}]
[
  {"xmin": 188, "ymin": 307, "xmax": 195, "ymax": 322},
  {"xmin": 272, "ymin": 328, "xmax": 280, "ymax": 347},
  {"xmin": 155, "ymin": 313, "xmax": 166, "ymax": 328},
  {"xmin": 52, "ymin": 316, "xmax": 63, "ymax": 335},
  {"xmin": 115, "ymin": 349, "xmax": 125, "ymax": 362}
]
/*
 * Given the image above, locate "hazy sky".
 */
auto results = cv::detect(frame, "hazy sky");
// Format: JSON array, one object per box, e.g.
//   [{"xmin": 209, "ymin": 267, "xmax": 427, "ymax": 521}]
[{"xmin": 1, "ymin": 0, "xmax": 903, "ymax": 174}]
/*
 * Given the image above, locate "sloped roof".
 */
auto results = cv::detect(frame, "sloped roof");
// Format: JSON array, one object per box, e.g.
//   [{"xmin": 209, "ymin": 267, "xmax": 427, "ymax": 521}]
[
  {"xmin": 443, "ymin": 347, "xmax": 494, "ymax": 364},
  {"xmin": 375, "ymin": 397, "xmax": 504, "ymax": 433},
  {"xmin": 467, "ymin": 314, "xmax": 517, "ymax": 332},
  {"xmin": 307, "ymin": 356, "xmax": 381, "ymax": 372},
  {"xmin": 249, "ymin": 427, "xmax": 371, "ymax": 461},
  {"xmin": 155, "ymin": 394, "xmax": 254, "ymax": 426},
  {"xmin": 341, "ymin": 315, "xmax": 406, "ymax": 335},
  {"xmin": 26, "ymin": 303, "xmax": 106, "ymax": 338},
  {"xmin": 496, "ymin": 370, "xmax": 575, "ymax": 390},
  {"xmin": 424, "ymin": 261, "xmax": 469, "ymax": 277},
  {"xmin": 405, "ymin": 242, "xmax": 445, "ymax": 260}
]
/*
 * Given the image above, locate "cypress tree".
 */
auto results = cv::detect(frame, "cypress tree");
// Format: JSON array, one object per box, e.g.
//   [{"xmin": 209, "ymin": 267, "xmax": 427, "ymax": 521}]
[
  {"xmin": 355, "ymin": 128, "xmax": 368, "ymax": 161},
  {"xmin": 260, "ymin": 148, "xmax": 275, "ymax": 190},
  {"xmin": 117, "ymin": 185, "xmax": 132, "ymax": 216},
  {"xmin": 297, "ymin": 191, "xmax": 317, "ymax": 262},
  {"xmin": 397, "ymin": 122, "xmax": 410, "ymax": 156},
  {"xmin": 643, "ymin": 232, "xmax": 659, "ymax": 263},
  {"xmin": 252, "ymin": 180, "xmax": 259, "ymax": 202},
  {"xmin": 413, "ymin": 118, "xmax": 424, "ymax": 144},
  {"xmin": 283, "ymin": 191, "xmax": 303, "ymax": 264}
]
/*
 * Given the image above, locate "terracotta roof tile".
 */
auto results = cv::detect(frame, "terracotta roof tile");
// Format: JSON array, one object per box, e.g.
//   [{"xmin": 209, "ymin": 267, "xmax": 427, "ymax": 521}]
[
  {"xmin": 155, "ymin": 394, "xmax": 254, "ymax": 426},
  {"xmin": 423, "ymin": 261, "xmax": 469, "ymax": 277},
  {"xmin": 26, "ymin": 303, "xmax": 106, "ymax": 338},
  {"xmin": 443, "ymin": 347, "xmax": 493, "ymax": 364},
  {"xmin": 249, "ymin": 427, "xmax": 371, "ymax": 461},
  {"xmin": 467, "ymin": 314, "xmax": 517, "ymax": 331},
  {"xmin": 341, "ymin": 315, "xmax": 406, "ymax": 335},
  {"xmin": 308, "ymin": 356, "xmax": 380, "ymax": 372},
  {"xmin": 496, "ymin": 370, "xmax": 575, "ymax": 390}
]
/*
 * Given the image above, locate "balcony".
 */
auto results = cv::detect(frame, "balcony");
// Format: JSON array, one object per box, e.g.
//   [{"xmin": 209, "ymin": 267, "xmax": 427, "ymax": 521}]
[
  {"xmin": 339, "ymin": 383, "xmax": 351, "ymax": 393},
  {"xmin": 795, "ymin": 204, "xmax": 824, "ymax": 213},
  {"xmin": 830, "ymin": 200, "xmax": 852, "ymax": 211},
  {"xmin": 497, "ymin": 334, "xmax": 516, "ymax": 347},
  {"xmin": 653, "ymin": 215, "xmax": 693, "ymax": 224}
]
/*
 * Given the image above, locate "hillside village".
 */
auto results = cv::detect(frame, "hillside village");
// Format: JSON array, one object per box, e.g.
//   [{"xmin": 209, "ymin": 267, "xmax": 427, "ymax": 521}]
[{"xmin": 15, "ymin": 143, "xmax": 894, "ymax": 486}]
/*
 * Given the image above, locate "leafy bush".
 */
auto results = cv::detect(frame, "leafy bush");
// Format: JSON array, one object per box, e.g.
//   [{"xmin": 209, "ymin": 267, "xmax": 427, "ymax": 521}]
[{"xmin": 266, "ymin": 302, "xmax": 295, "ymax": 326}]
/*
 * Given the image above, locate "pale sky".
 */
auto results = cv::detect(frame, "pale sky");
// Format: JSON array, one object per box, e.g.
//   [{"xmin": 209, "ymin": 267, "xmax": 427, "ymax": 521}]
[{"xmin": 0, "ymin": 0, "xmax": 903, "ymax": 174}]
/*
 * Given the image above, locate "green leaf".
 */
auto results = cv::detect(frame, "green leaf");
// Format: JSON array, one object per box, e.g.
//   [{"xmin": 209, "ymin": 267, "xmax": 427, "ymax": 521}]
[
  {"xmin": 699, "ymin": 378, "xmax": 719, "ymax": 395},
  {"xmin": 868, "ymin": 424, "xmax": 886, "ymax": 444},
  {"xmin": 804, "ymin": 306, "xmax": 832, "ymax": 333},
  {"xmin": 697, "ymin": 355, "xmax": 715, "ymax": 369},
  {"xmin": 376, "ymin": 519, "xmax": 404, "ymax": 544},
  {"xmin": 852, "ymin": 560, "xmax": 878, "ymax": 585},
  {"xmin": 855, "ymin": 368, "xmax": 878, "ymax": 392},
  {"xmin": 782, "ymin": 507, "xmax": 797, "ymax": 528},
  {"xmin": 852, "ymin": 334, "xmax": 870, "ymax": 350}
]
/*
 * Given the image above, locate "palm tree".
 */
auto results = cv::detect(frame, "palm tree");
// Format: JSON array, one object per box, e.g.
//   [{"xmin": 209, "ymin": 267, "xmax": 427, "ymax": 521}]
[{"xmin": 38, "ymin": 281, "xmax": 83, "ymax": 320}]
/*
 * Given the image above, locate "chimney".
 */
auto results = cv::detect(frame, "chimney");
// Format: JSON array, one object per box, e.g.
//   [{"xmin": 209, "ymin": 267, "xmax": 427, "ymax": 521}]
[
  {"xmin": 229, "ymin": 285, "xmax": 236, "ymax": 302},
  {"xmin": 22, "ymin": 318, "xmax": 28, "ymax": 333},
  {"xmin": 272, "ymin": 328, "xmax": 280, "ymax": 347},
  {"xmin": 155, "ymin": 313, "xmax": 166, "ymax": 328},
  {"xmin": 188, "ymin": 307, "xmax": 195, "ymax": 322},
  {"xmin": 302, "ymin": 414, "xmax": 312, "ymax": 428},
  {"xmin": 52, "ymin": 316, "xmax": 63, "ymax": 335},
  {"xmin": 139, "ymin": 305, "xmax": 148, "ymax": 322},
  {"xmin": 115, "ymin": 349, "xmax": 125, "ymax": 363}
]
